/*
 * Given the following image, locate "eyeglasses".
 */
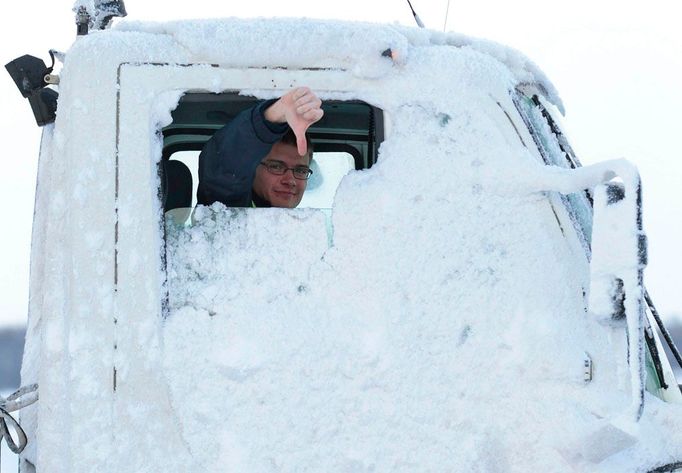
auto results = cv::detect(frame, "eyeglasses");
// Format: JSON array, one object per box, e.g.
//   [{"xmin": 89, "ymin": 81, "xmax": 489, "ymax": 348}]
[{"xmin": 260, "ymin": 160, "xmax": 313, "ymax": 180}]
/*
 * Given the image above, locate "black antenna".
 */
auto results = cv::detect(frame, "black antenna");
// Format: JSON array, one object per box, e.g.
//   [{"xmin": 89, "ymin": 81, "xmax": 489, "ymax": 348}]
[{"xmin": 405, "ymin": 0, "xmax": 425, "ymax": 28}]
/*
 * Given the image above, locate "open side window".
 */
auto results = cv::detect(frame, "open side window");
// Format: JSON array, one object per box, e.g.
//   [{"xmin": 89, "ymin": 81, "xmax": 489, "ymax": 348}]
[{"xmin": 159, "ymin": 92, "xmax": 384, "ymax": 221}]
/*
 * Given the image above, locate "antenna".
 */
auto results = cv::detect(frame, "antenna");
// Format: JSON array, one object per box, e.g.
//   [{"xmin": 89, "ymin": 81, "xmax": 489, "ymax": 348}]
[
  {"xmin": 405, "ymin": 0, "xmax": 425, "ymax": 28},
  {"xmin": 443, "ymin": 0, "xmax": 451, "ymax": 32}
]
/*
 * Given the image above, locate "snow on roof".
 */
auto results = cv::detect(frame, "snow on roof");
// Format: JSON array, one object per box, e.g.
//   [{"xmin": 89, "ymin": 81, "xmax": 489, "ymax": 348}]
[
  {"xmin": 110, "ymin": 17, "xmax": 563, "ymax": 111},
  {"xmin": 114, "ymin": 17, "xmax": 407, "ymax": 79},
  {"xmin": 373, "ymin": 23, "xmax": 565, "ymax": 113}
]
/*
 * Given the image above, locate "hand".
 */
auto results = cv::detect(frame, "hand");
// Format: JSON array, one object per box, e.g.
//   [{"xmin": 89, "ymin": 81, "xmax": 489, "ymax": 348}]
[{"xmin": 264, "ymin": 87, "xmax": 324, "ymax": 155}]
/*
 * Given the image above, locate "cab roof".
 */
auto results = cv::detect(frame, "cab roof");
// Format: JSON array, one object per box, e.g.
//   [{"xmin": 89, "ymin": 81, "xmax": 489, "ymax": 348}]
[{"xmin": 111, "ymin": 17, "xmax": 563, "ymax": 113}]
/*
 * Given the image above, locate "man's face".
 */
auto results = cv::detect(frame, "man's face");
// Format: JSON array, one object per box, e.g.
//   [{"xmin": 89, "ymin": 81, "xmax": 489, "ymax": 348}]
[{"xmin": 252, "ymin": 141, "xmax": 309, "ymax": 208}]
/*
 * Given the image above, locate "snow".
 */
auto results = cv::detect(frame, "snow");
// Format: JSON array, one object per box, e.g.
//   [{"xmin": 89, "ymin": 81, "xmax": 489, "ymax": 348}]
[
  {"xmin": 162, "ymin": 115, "xmax": 678, "ymax": 471},
  {"xmin": 113, "ymin": 17, "xmax": 561, "ymax": 110},
  {"xmin": 1, "ymin": 425, "xmax": 19, "ymax": 473},
  {"xmin": 19, "ymin": 16, "xmax": 682, "ymax": 473}
]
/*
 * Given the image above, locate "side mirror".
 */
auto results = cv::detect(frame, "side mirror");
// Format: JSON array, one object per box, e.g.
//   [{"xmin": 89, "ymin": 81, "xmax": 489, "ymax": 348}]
[
  {"xmin": 589, "ymin": 180, "xmax": 646, "ymax": 321},
  {"xmin": 586, "ymin": 166, "xmax": 647, "ymax": 421},
  {"xmin": 539, "ymin": 159, "xmax": 647, "ymax": 421}
]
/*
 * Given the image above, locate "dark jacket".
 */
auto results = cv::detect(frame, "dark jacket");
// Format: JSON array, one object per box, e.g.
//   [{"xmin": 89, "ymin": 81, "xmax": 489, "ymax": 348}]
[{"xmin": 197, "ymin": 99, "xmax": 288, "ymax": 207}]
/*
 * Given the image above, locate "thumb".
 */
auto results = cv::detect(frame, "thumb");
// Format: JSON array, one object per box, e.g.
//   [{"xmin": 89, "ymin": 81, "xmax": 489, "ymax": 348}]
[
  {"xmin": 297, "ymin": 135, "xmax": 307, "ymax": 156},
  {"xmin": 294, "ymin": 125, "xmax": 308, "ymax": 156}
]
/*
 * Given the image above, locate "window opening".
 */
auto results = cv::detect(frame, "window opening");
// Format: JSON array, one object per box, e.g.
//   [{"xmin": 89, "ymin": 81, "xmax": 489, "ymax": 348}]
[
  {"xmin": 162, "ymin": 93, "xmax": 382, "ymax": 167},
  {"xmin": 159, "ymin": 92, "xmax": 384, "ymax": 225}
]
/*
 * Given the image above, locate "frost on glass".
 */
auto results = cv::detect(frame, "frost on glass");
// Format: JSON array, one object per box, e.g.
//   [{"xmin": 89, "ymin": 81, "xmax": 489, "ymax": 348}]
[{"xmin": 515, "ymin": 93, "xmax": 594, "ymax": 247}]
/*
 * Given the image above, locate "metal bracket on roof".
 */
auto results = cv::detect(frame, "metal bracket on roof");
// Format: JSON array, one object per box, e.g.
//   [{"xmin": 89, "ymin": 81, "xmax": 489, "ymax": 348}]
[{"xmin": 74, "ymin": 0, "xmax": 128, "ymax": 36}]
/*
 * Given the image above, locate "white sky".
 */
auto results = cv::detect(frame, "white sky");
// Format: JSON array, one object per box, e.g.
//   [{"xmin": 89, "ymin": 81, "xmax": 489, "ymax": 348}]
[{"xmin": 0, "ymin": 0, "xmax": 680, "ymax": 326}]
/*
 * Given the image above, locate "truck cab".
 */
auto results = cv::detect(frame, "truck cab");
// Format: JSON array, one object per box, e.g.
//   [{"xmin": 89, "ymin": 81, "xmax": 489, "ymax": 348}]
[{"xmin": 6, "ymin": 9, "xmax": 682, "ymax": 473}]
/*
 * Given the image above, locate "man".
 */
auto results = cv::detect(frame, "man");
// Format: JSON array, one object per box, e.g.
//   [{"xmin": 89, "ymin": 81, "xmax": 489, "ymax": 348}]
[{"xmin": 197, "ymin": 87, "xmax": 324, "ymax": 208}]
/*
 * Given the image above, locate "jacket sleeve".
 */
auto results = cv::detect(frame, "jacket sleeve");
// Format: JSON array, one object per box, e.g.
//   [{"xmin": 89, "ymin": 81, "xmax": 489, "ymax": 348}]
[{"xmin": 197, "ymin": 99, "xmax": 288, "ymax": 207}]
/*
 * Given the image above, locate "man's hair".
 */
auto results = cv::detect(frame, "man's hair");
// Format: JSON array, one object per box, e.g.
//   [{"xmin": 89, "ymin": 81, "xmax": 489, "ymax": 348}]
[{"xmin": 280, "ymin": 128, "xmax": 314, "ymax": 164}]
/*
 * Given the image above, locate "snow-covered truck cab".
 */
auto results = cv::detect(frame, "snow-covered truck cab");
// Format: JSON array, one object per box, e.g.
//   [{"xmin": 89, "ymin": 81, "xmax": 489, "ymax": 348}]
[{"xmin": 7, "ymin": 13, "xmax": 682, "ymax": 473}]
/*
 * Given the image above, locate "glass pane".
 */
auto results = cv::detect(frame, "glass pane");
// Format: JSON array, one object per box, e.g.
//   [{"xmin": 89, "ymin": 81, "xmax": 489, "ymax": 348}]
[
  {"xmin": 298, "ymin": 152, "xmax": 354, "ymax": 209},
  {"xmin": 170, "ymin": 150, "xmax": 199, "ymax": 209},
  {"xmin": 516, "ymin": 95, "xmax": 569, "ymax": 168},
  {"xmin": 514, "ymin": 93, "xmax": 594, "ymax": 246}
]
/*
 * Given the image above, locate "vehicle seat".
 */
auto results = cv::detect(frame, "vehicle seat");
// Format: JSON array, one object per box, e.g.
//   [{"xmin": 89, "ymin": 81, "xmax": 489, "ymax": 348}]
[{"xmin": 161, "ymin": 159, "xmax": 193, "ymax": 225}]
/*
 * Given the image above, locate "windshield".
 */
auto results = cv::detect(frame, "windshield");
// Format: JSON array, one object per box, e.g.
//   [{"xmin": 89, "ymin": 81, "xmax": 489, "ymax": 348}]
[{"xmin": 513, "ymin": 92, "xmax": 594, "ymax": 250}]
